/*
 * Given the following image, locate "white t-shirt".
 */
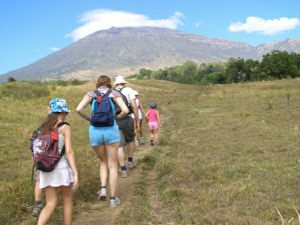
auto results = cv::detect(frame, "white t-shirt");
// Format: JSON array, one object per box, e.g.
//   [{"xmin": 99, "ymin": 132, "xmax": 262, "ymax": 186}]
[
  {"xmin": 131, "ymin": 98, "xmax": 143, "ymax": 120},
  {"xmin": 115, "ymin": 85, "xmax": 136, "ymax": 115}
]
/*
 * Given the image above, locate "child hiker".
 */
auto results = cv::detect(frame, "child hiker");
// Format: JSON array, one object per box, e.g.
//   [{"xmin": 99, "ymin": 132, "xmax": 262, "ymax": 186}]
[
  {"xmin": 36, "ymin": 98, "xmax": 79, "ymax": 225},
  {"xmin": 145, "ymin": 102, "xmax": 161, "ymax": 145}
]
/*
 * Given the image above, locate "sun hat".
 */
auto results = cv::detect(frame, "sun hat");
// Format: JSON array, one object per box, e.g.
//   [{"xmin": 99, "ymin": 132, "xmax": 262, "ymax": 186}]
[
  {"xmin": 114, "ymin": 75, "xmax": 128, "ymax": 85},
  {"xmin": 133, "ymin": 90, "xmax": 139, "ymax": 96},
  {"xmin": 48, "ymin": 98, "xmax": 71, "ymax": 114},
  {"xmin": 149, "ymin": 102, "xmax": 157, "ymax": 108}
]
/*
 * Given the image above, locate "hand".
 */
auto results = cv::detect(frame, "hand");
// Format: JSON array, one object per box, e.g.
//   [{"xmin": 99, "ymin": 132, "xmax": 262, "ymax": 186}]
[{"xmin": 72, "ymin": 175, "xmax": 79, "ymax": 192}]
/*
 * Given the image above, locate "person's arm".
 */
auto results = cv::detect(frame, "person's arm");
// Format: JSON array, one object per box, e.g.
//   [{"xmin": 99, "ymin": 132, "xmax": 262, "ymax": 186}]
[
  {"xmin": 76, "ymin": 95, "xmax": 92, "ymax": 121},
  {"xmin": 139, "ymin": 99, "xmax": 146, "ymax": 115},
  {"xmin": 157, "ymin": 110, "xmax": 161, "ymax": 128},
  {"xmin": 145, "ymin": 110, "xmax": 149, "ymax": 121},
  {"xmin": 114, "ymin": 96, "xmax": 129, "ymax": 119},
  {"xmin": 62, "ymin": 125, "xmax": 79, "ymax": 191}
]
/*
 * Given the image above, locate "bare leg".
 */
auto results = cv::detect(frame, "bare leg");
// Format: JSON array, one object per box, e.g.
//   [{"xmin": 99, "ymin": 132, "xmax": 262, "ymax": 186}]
[
  {"xmin": 35, "ymin": 180, "xmax": 42, "ymax": 202},
  {"xmin": 61, "ymin": 185, "xmax": 73, "ymax": 225},
  {"xmin": 139, "ymin": 119, "xmax": 143, "ymax": 137},
  {"xmin": 127, "ymin": 141, "xmax": 135, "ymax": 159},
  {"xmin": 106, "ymin": 142, "xmax": 119, "ymax": 197},
  {"xmin": 94, "ymin": 145, "xmax": 108, "ymax": 187},
  {"xmin": 37, "ymin": 187, "xmax": 57, "ymax": 225},
  {"xmin": 118, "ymin": 147, "xmax": 126, "ymax": 168}
]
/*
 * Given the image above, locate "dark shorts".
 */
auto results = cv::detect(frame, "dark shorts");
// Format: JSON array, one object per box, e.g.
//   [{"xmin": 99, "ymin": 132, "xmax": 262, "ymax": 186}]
[{"xmin": 117, "ymin": 116, "xmax": 135, "ymax": 146}]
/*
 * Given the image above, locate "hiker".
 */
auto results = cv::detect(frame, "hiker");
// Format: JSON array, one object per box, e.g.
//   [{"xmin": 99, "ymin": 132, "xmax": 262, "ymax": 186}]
[
  {"xmin": 76, "ymin": 75, "xmax": 129, "ymax": 207},
  {"xmin": 37, "ymin": 98, "xmax": 79, "ymax": 225},
  {"xmin": 133, "ymin": 90, "xmax": 146, "ymax": 145},
  {"xmin": 29, "ymin": 129, "xmax": 44, "ymax": 217},
  {"xmin": 145, "ymin": 102, "xmax": 161, "ymax": 145},
  {"xmin": 114, "ymin": 75, "xmax": 139, "ymax": 178}
]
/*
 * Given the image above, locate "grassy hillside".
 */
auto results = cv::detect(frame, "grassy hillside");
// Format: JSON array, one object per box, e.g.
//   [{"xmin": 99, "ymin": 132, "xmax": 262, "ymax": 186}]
[{"xmin": 0, "ymin": 79, "xmax": 299, "ymax": 224}]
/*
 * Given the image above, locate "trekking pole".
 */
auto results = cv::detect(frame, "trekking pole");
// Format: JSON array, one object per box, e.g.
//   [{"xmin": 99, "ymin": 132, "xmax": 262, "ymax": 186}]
[{"xmin": 31, "ymin": 164, "xmax": 35, "ymax": 184}]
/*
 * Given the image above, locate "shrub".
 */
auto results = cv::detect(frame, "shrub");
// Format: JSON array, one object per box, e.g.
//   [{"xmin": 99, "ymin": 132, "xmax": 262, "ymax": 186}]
[{"xmin": 0, "ymin": 81, "xmax": 50, "ymax": 99}]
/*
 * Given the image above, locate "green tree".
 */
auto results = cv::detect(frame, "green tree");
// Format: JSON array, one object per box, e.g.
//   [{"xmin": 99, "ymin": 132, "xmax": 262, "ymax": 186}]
[
  {"xmin": 7, "ymin": 77, "xmax": 16, "ymax": 82},
  {"xmin": 260, "ymin": 51, "xmax": 298, "ymax": 79},
  {"xmin": 225, "ymin": 58, "xmax": 246, "ymax": 83},
  {"xmin": 178, "ymin": 61, "xmax": 198, "ymax": 84},
  {"xmin": 138, "ymin": 68, "xmax": 152, "ymax": 79}
]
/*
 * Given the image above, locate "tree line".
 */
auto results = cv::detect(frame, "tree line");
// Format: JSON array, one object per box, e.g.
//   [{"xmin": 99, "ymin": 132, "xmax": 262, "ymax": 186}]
[{"xmin": 131, "ymin": 51, "xmax": 300, "ymax": 85}]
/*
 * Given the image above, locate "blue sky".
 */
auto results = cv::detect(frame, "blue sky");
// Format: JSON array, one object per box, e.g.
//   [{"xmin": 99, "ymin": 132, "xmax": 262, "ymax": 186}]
[{"xmin": 0, "ymin": 0, "xmax": 299, "ymax": 75}]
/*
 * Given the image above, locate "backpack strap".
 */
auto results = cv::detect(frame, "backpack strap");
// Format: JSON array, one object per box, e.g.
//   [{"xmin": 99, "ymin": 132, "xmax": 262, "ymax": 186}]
[
  {"xmin": 94, "ymin": 89, "xmax": 112, "ymax": 97},
  {"xmin": 115, "ymin": 87, "xmax": 129, "ymax": 103},
  {"xmin": 55, "ymin": 122, "xmax": 70, "ymax": 156},
  {"xmin": 92, "ymin": 89, "xmax": 112, "ymax": 105},
  {"xmin": 57, "ymin": 121, "xmax": 70, "ymax": 128}
]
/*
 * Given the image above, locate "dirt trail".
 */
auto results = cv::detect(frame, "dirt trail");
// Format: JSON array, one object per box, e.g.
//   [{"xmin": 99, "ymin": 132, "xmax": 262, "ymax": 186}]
[{"xmin": 73, "ymin": 144, "xmax": 152, "ymax": 225}]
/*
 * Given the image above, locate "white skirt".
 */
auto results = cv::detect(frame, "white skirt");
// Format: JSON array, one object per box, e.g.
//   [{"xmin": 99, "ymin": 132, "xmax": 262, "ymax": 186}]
[{"xmin": 39, "ymin": 156, "xmax": 75, "ymax": 189}]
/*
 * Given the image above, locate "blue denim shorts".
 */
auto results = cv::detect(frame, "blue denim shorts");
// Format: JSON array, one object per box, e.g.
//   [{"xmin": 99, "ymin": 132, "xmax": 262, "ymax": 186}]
[{"xmin": 89, "ymin": 122, "xmax": 120, "ymax": 147}]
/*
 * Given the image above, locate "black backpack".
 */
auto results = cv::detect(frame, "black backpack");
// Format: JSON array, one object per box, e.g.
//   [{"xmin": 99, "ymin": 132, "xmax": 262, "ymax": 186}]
[
  {"xmin": 90, "ymin": 89, "xmax": 115, "ymax": 127},
  {"xmin": 114, "ymin": 87, "xmax": 133, "ymax": 115}
]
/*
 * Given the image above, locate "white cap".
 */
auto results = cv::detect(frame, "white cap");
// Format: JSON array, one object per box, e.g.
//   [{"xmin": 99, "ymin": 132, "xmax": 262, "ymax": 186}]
[
  {"xmin": 115, "ymin": 75, "xmax": 128, "ymax": 85},
  {"xmin": 133, "ymin": 90, "xmax": 139, "ymax": 96}
]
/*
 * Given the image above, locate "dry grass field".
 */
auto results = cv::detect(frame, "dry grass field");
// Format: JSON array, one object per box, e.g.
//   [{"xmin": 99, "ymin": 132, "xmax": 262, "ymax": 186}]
[{"xmin": 0, "ymin": 79, "xmax": 299, "ymax": 224}]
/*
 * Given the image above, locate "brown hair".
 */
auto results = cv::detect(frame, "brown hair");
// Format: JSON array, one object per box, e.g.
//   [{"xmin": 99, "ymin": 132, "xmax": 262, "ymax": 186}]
[
  {"xmin": 96, "ymin": 75, "xmax": 112, "ymax": 89},
  {"xmin": 40, "ymin": 113, "xmax": 59, "ymax": 134}
]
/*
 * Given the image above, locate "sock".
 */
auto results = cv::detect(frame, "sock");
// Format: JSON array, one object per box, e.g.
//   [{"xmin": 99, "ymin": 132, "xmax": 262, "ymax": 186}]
[
  {"xmin": 101, "ymin": 186, "xmax": 106, "ymax": 189},
  {"xmin": 128, "ymin": 157, "xmax": 133, "ymax": 162},
  {"xmin": 121, "ymin": 166, "xmax": 127, "ymax": 171},
  {"xmin": 110, "ymin": 196, "xmax": 115, "ymax": 200}
]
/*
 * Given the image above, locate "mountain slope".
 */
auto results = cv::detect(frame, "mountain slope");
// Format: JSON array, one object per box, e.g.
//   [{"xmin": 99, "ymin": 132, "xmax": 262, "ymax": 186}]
[{"xmin": 1, "ymin": 27, "xmax": 299, "ymax": 82}]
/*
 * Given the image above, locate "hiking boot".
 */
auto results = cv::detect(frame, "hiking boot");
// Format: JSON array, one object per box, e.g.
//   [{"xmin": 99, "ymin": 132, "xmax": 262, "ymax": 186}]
[
  {"xmin": 128, "ymin": 161, "xmax": 136, "ymax": 169},
  {"xmin": 97, "ymin": 187, "xmax": 107, "ymax": 201},
  {"xmin": 110, "ymin": 197, "xmax": 120, "ymax": 208},
  {"xmin": 32, "ymin": 202, "xmax": 43, "ymax": 217}
]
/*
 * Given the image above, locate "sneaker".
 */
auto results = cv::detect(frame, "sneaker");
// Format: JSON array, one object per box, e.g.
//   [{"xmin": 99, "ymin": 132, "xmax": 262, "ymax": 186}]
[
  {"xmin": 128, "ymin": 161, "xmax": 136, "ymax": 169},
  {"xmin": 32, "ymin": 202, "xmax": 43, "ymax": 217},
  {"xmin": 97, "ymin": 187, "xmax": 107, "ymax": 201},
  {"xmin": 140, "ymin": 137, "xmax": 145, "ymax": 145},
  {"xmin": 121, "ymin": 169, "xmax": 128, "ymax": 178},
  {"xmin": 110, "ymin": 197, "xmax": 120, "ymax": 208}
]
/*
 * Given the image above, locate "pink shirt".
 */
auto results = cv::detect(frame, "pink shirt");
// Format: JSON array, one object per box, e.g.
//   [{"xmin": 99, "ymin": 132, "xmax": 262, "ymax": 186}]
[{"xmin": 147, "ymin": 109, "xmax": 158, "ymax": 123}]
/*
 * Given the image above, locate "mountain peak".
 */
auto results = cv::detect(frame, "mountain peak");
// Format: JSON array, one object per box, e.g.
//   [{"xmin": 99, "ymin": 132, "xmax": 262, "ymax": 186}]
[{"xmin": 1, "ymin": 27, "xmax": 300, "ymax": 82}]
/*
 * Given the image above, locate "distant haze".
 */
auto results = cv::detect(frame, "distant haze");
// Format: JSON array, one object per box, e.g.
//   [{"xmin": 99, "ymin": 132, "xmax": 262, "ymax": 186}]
[{"xmin": 1, "ymin": 27, "xmax": 300, "ymax": 82}]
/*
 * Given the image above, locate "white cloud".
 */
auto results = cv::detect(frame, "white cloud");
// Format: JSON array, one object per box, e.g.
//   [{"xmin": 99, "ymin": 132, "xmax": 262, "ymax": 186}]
[
  {"xmin": 50, "ymin": 47, "xmax": 60, "ymax": 52},
  {"xmin": 66, "ymin": 9, "xmax": 184, "ymax": 41},
  {"xmin": 229, "ymin": 16, "xmax": 300, "ymax": 35}
]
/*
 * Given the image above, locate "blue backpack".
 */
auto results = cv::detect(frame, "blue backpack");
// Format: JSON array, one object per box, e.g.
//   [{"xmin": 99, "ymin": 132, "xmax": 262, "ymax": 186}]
[{"xmin": 90, "ymin": 89, "xmax": 114, "ymax": 127}]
